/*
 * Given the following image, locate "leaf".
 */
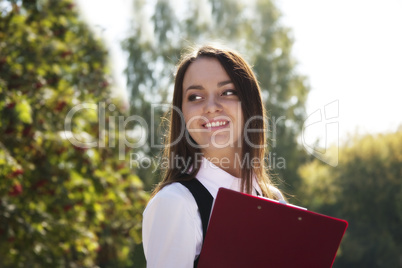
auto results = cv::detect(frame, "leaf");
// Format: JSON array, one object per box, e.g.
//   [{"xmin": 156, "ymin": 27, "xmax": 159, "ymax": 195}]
[{"xmin": 15, "ymin": 99, "xmax": 32, "ymax": 124}]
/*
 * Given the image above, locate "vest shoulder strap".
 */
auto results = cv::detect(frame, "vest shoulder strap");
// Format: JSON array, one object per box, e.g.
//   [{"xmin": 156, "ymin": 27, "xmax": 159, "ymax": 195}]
[
  {"xmin": 179, "ymin": 178, "xmax": 214, "ymax": 267},
  {"xmin": 179, "ymin": 178, "xmax": 214, "ymax": 241}
]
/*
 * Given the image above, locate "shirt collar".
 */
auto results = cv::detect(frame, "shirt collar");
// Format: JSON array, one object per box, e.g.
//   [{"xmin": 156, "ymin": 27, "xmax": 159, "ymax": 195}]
[{"xmin": 195, "ymin": 157, "xmax": 240, "ymax": 199}]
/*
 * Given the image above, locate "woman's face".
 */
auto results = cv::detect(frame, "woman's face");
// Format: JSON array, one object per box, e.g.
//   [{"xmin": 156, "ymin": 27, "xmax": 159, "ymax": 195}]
[{"xmin": 182, "ymin": 57, "xmax": 244, "ymax": 157}]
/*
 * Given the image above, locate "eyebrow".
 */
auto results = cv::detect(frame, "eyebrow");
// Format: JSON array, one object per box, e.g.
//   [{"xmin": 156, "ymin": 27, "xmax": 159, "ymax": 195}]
[
  {"xmin": 218, "ymin": 80, "xmax": 233, "ymax": 87},
  {"xmin": 185, "ymin": 80, "xmax": 233, "ymax": 92}
]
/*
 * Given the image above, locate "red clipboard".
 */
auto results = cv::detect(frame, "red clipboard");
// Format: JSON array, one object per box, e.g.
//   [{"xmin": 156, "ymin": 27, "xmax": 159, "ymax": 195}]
[{"xmin": 198, "ymin": 188, "xmax": 348, "ymax": 268}]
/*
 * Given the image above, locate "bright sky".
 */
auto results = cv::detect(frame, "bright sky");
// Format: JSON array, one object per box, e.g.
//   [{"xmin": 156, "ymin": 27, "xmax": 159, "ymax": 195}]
[
  {"xmin": 277, "ymin": 0, "xmax": 402, "ymax": 147},
  {"xmin": 76, "ymin": 0, "xmax": 402, "ymax": 147}
]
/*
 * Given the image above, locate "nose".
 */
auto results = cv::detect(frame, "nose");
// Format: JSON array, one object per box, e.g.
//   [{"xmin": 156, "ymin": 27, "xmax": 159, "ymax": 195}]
[{"xmin": 204, "ymin": 96, "xmax": 222, "ymax": 114}]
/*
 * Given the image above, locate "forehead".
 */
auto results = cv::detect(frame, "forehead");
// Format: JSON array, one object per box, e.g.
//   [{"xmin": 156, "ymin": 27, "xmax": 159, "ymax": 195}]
[{"xmin": 183, "ymin": 57, "xmax": 230, "ymax": 87}]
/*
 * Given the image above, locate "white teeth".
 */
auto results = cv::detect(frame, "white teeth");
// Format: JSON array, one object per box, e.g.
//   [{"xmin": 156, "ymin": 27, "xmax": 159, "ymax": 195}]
[{"xmin": 205, "ymin": 121, "xmax": 227, "ymax": 128}]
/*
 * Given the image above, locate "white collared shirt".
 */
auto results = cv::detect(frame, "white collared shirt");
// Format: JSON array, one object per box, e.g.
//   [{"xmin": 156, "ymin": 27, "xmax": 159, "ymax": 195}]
[{"xmin": 142, "ymin": 157, "xmax": 284, "ymax": 268}]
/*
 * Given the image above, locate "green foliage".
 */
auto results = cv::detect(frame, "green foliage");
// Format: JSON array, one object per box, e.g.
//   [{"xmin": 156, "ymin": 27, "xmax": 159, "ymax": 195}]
[
  {"xmin": 0, "ymin": 0, "xmax": 148, "ymax": 267},
  {"xmin": 298, "ymin": 132, "xmax": 402, "ymax": 267},
  {"xmin": 123, "ymin": 0, "xmax": 310, "ymax": 192}
]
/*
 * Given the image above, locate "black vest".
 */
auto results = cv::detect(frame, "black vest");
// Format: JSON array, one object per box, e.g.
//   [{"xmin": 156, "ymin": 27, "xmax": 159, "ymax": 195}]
[{"xmin": 179, "ymin": 179, "xmax": 213, "ymax": 268}]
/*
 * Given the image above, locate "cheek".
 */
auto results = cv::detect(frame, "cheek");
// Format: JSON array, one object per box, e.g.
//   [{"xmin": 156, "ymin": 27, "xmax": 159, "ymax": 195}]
[
  {"xmin": 182, "ymin": 105, "xmax": 196, "ymax": 129},
  {"xmin": 227, "ymin": 102, "xmax": 243, "ymax": 123},
  {"xmin": 182, "ymin": 104, "xmax": 189, "ymax": 121},
  {"xmin": 182, "ymin": 102, "xmax": 203, "ymax": 121}
]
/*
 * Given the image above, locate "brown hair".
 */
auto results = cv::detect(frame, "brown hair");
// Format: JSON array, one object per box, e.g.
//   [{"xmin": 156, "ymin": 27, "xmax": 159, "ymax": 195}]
[{"xmin": 152, "ymin": 44, "xmax": 277, "ymax": 199}]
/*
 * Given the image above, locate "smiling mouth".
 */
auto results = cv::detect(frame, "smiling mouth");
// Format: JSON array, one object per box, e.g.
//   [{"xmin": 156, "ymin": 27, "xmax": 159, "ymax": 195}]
[{"xmin": 203, "ymin": 121, "xmax": 229, "ymax": 128}]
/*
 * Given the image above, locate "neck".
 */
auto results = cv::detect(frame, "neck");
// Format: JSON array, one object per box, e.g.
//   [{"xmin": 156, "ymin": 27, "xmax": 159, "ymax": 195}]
[{"xmin": 202, "ymin": 147, "xmax": 242, "ymax": 178}]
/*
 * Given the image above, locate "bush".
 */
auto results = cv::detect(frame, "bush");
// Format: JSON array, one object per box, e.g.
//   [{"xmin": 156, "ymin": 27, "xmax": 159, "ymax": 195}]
[
  {"xmin": 298, "ymin": 131, "xmax": 402, "ymax": 267},
  {"xmin": 0, "ymin": 1, "xmax": 148, "ymax": 267}
]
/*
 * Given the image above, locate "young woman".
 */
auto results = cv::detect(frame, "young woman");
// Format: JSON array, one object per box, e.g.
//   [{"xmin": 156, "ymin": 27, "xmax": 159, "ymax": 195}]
[{"xmin": 142, "ymin": 44, "xmax": 284, "ymax": 268}]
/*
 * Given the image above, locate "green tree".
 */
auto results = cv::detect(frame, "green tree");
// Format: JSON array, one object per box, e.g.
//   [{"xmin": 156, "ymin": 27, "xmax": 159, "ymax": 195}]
[
  {"xmin": 123, "ymin": 0, "xmax": 310, "ymax": 194},
  {"xmin": 298, "ymin": 131, "xmax": 402, "ymax": 267},
  {"xmin": 0, "ymin": 0, "xmax": 147, "ymax": 267}
]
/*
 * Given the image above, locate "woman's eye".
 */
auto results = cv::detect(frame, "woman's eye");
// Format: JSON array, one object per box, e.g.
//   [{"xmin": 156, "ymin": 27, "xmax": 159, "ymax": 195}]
[
  {"xmin": 188, "ymin": 94, "xmax": 202, "ymax": 101},
  {"xmin": 222, "ymin": 90, "xmax": 237, "ymax": 96}
]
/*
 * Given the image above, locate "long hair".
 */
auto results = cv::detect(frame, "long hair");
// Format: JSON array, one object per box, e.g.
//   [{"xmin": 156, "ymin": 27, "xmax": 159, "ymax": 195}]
[{"xmin": 152, "ymin": 44, "xmax": 276, "ymax": 199}]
